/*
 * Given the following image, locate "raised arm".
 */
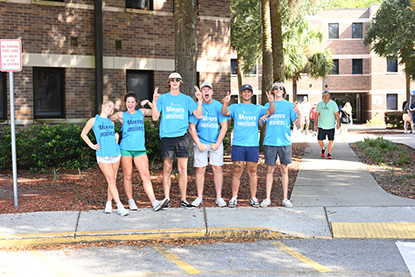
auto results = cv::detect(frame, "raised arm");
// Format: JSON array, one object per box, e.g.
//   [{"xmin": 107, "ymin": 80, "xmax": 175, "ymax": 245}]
[
  {"xmin": 151, "ymin": 87, "xmax": 160, "ymax": 121},
  {"xmin": 109, "ymin": 111, "xmax": 123, "ymax": 124},
  {"xmin": 140, "ymin": 100, "xmax": 153, "ymax": 117},
  {"xmin": 266, "ymin": 91, "xmax": 275, "ymax": 115},
  {"xmin": 193, "ymin": 86, "xmax": 203, "ymax": 119},
  {"xmin": 221, "ymin": 91, "xmax": 231, "ymax": 116},
  {"xmin": 293, "ymin": 102, "xmax": 302, "ymax": 130}
]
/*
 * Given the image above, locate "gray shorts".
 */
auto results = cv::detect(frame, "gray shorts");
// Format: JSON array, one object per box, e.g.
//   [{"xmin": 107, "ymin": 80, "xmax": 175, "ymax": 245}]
[
  {"xmin": 264, "ymin": 145, "xmax": 292, "ymax": 165},
  {"xmin": 194, "ymin": 143, "xmax": 223, "ymax": 167}
]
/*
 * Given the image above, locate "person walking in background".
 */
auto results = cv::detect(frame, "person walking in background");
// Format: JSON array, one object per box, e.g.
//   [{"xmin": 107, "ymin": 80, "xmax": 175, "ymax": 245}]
[
  {"xmin": 110, "ymin": 92, "xmax": 168, "ymax": 212},
  {"xmin": 402, "ymin": 100, "xmax": 414, "ymax": 133},
  {"xmin": 300, "ymin": 96, "xmax": 312, "ymax": 135},
  {"xmin": 188, "ymin": 82, "xmax": 229, "ymax": 207},
  {"xmin": 339, "ymin": 102, "xmax": 353, "ymax": 140},
  {"xmin": 152, "ymin": 72, "xmax": 202, "ymax": 209},
  {"xmin": 410, "ymin": 98, "xmax": 415, "ymax": 125},
  {"xmin": 309, "ymin": 103, "xmax": 317, "ymax": 136},
  {"xmin": 314, "ymin": 90, "xmax": 340, "ymax": 159},
  {"xmin": 221, "ymin": 84, "xmax": 275, "ymax": 208},
  {"xmin": 81, "ymin": 101, "xmax": 129, "ymax": 216},
  {"xmin": 259, "ymin": 81, "xmax": 302, "ymax": 208}
]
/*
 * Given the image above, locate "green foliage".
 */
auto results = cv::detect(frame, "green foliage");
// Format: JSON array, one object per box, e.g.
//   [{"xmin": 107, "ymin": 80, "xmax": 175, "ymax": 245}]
[
  {"xmin": 384, "ymin": 111, "xmax": 403, "ymax": 129},
  {"xmin": 144, "ymin": 119, "xmax": 162, "ymax": 162},
  {"xmin": 356, "ymin": 136, "xmax": 411, "ymax": 166},
  {"xmin": 364, "ymin": 0, "xmax": 415, "ymax": 80},
  {"xmin": 322, "ymin": 0, "xmax": 383, "ymax": 9}
]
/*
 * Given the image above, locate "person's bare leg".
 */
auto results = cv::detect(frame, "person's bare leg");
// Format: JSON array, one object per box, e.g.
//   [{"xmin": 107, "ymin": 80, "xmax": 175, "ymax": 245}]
[
  {"xmin": 280, "ymin": 164, "xmax": 289, "ymax": 200},
  {"xmin": 195, "ymin": 166, "xmax": 206, "ymax": 199},
  {"xmin": 99, "ymin": 161, "xmax": 121, "ymax": 204},
  {"xmin": 134, "ymin": 154, "xmax": 156, "ymax": 203},
  {"xmin": 265, "ymin": 164, "xmax": 275, "ymax": 200},
  {"xmin": 121, "ymin": 156, "xmax": 134, "ymax": 200},
  {"xmin": 246, "ymin": 161, "xmax": 258, "ymax": 199},
  {"xmin": 232, "ymin": 161, "xmax": 244, "ymax": 198},
  {"xmin": 162, "ymin": 158, "xmax": 173, "ymax": 199},
  {"xmin": 328, "ymin": 140, "xmax": 334, "ymax": 154},
  {"xmin": 177, "ymin": 157, "xmax": 188, "ymax": 201}
]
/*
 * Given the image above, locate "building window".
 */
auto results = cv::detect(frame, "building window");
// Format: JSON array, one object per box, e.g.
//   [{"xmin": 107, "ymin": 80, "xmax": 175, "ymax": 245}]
[
  {"xmin": 0, "ymin": 72, "xmax": 6, "ymax": 119},
  {"xmin": 331, "ymin": 59, "xmax": 339, "ymax": 74},
  {"xmin": 387, "ymin": 57, "xmax": 398, "ymax": 73},
  {"xmin": 328, "ymin": 23, "xmax": 339, "ymax": 39},
  {"xmin": 231, "ymin": 59, "xmax": 237, "ymax": 75},
  {"xmin": 352, "ymin": 59, "xmax": 363, "ymax": 74},
  {"xmin": 126, "ymin": 0, "xmax": 153, "ymax": 10},
  {"xmin": 33, "ymin": 67, "xmax": 65, "ymax": 118},
  {"xmin": 352, "ymin": 23, "xmax": 363, "ymax": 38},
  {"xmin": 126, "ymin": 70, "xmax": 153, "ymax": 109},
  {"xmin": 386, "ymin": 94, "xmax": 397, "ymax": 110}
]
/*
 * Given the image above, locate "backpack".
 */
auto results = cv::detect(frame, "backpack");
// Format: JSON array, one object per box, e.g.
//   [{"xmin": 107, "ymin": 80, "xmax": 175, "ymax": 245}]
[{"xmin": 340, "ymin": 110, "xmax": 350, "ymax": 124}]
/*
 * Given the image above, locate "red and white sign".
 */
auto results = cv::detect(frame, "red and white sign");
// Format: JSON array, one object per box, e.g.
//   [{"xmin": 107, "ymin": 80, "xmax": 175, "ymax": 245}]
[{"xmin": 0, "ymin": 39, "xmax": 22, "ymax": 72}]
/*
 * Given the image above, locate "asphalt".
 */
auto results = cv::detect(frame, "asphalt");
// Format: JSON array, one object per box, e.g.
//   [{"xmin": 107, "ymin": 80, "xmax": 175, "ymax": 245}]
[{"xmin": 1, "ymin": 125, "xmax": 415, "ymax": 248}]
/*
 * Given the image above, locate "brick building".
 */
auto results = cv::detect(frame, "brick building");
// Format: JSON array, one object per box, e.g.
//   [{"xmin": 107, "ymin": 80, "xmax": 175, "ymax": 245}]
[
  {"xmin": 230, "ymin": 4, "xmax": 415, "ymax": 123},
  {"xmin": 0, "ymin": 0, "xmax": 231, "ymax": 126}
]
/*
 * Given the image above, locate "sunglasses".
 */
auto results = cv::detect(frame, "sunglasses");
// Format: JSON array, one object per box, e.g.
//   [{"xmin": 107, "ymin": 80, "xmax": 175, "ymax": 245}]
[
  {"xmin": 273, "ymin": 86, "xmax": 284, "ymax": 90},
  {"xmin": 170, "ymin": 78, "xmax": 181, "ymax": 82}
]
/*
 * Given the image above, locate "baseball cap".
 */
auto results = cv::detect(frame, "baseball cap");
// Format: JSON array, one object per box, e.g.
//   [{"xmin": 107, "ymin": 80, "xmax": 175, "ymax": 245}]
[
  {"xmin": 168, "ymin": 72, "xmax": 182, "ymax": 79},
  {"xmin": 241, "ymin": 84, "xmax": 253, "ymax": 92},
  {"xmin": 200, "ymin": 82, "xmax": 212, "ymax": 90},
  {"xmin": 323, "ymin": 90, "xmax": 330, "ymax": 93}
]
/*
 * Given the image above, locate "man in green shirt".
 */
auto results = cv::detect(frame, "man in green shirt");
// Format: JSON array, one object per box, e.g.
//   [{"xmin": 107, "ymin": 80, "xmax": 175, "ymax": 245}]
[{"xmin": 314, "ymin": 91, "xmax": 340, "ymax": 159}]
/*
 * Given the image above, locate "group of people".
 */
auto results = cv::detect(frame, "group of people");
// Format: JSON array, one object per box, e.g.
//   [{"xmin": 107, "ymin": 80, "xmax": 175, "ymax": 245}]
[{"xmin": 81, "ymin": 73, "xmax": 343, "ymax": 215}]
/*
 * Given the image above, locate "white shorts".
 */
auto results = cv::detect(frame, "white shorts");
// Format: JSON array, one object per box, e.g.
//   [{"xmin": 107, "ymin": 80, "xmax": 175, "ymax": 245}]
[
  {"xmin": 96, "ymin": 154, "xmax": 121, "ymax": 164},
  {"xmin": 194, "ymin": 143, "xmax": 223, "ymax": 167}
]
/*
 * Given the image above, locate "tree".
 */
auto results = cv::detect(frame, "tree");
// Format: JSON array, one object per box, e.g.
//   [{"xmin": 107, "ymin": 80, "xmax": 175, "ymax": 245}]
[
  {"xmin": 364, "ymin": 0, "xmax": 415, "ymax": 102},
  {"xmin": 270, "ymin": 0, "xmax": 285, "ymax": 82},
  {"xmin": 173, "ymin": 0, "xmax": 198, "ymax": 166}
]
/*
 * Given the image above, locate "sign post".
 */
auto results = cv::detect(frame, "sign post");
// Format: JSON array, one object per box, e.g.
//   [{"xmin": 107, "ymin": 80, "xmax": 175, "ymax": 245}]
[{"xmin": 0, "ymin": 39, "xmax": 22, "ymax": 206}]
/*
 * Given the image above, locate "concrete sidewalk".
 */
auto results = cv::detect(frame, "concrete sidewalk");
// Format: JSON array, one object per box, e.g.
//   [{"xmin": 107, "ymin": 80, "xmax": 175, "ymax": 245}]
[{"xmin": 1, "ymin": 128, "xmax": 415, "ymax": 247}]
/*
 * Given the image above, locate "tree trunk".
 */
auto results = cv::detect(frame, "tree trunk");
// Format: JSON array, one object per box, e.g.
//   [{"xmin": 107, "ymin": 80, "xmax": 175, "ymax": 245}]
[
  {"xmin": 260, "ymin": 0, "xmax": 273, "ymax": 151},
  {"xmin": 237, "ymin": 53, "xmax": 243, "ymax": 102},
  {"xmin": 269, "ymin": 0, "xmax": 284, "ymax": 82},
  {"xmin": 174, "ymin": 0, "xmax": 198, "ymax": 168},
  {"xmin": 292, "ymin": 74, "xmax": 298, "ymax": 102},
  {"xmin": 406, "ymin": 70, "xmax": 411, "ymax": 103}
]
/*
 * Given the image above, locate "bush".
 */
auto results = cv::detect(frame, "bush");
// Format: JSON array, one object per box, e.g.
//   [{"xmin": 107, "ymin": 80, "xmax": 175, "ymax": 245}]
[{"xmin": 384, "ymin": 111, "xmax": 403, "ymax": 129}]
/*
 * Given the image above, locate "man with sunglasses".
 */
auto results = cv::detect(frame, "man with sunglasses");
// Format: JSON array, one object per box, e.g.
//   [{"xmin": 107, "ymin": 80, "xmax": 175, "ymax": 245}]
[
  {"xmin": 152, "ymin": 72, "xmax": 203, "ymax": 209},
  {"xmin": 259, "ymin": 81, "xmax": 301, "ymax": 208},
  {"xmin": 314, "ymin": 90, "xmax": 340, "ymax": 159},
  {"xmin": 188, "ymin": 82, "xmax": 229, "ymax": 207},
  {"xmin": 222, "ymin": 84, "xmax": 275, "ymax": 208}
]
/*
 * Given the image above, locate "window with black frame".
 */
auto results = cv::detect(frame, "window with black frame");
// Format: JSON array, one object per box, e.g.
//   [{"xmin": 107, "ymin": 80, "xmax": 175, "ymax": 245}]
[
  {"xmin": 0, "ymin": 72, "xmax": 6, "ymax": 119},
  {"xmin": 352, "ymin": 23, "xmax": 363, "ymax": 38},
  {"xmin": 386, "ymin": 94, "xmax": 397, "ymax": 110},
  {"xmin": 33, "ymin": 67, "xmax": 65, "ymax": 118},
  {"xmin": 126, "ymin": 0, "xmax": 152, "ymax": 10},
  {"xmin": 328, "ymin": 23, "xmax": 339, "ymax": 39},
  {"xmin": 126, "ymin": 70, "xmax": 153, "ymax": 109},
  {"xmin": 387, "ymin": 57, "xmax": 398, "ymax": 73},
  {"xmin": 331, "ymin": 59, "xmax": 339, "ymax": 74},
  {"xmin": 352, "ymin": 59, "xmax": 363, "ymax": 74}
]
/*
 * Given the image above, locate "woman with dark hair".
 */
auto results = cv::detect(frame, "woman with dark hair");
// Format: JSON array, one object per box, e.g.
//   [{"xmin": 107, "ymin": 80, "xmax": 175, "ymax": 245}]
[
  {"xmin": 402, "ymin": 100, "xmax": 414, "ymax": 133},
  {"xmin": 81, "ymin": 101, "xmax": 129, "ymax": 216},
  {"xmin": 110, "ymin": 92, "xmax": 168, "ymax": 211}
]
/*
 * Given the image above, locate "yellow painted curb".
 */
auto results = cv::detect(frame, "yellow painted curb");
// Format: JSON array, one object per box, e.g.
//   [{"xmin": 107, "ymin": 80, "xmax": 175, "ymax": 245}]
[
  {"xmin": 0, "ymin": 227, "xmax": 314, "ymax": 248},
  {"xmin": 332, "ymin": 222, "xmax": 415, "ymax": 239}
]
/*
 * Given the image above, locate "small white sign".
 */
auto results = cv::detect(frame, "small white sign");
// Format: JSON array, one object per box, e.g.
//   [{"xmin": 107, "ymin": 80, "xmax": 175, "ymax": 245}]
[{"xmin": 0, "ymin": 39, "xmax": 22, "ymax": 72}]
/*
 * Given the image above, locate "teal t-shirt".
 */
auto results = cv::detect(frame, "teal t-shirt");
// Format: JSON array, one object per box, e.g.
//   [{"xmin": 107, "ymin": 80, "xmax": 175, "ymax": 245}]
[
  {"xmin": 263, "ymin": 100, "xmax": 298, "ymax": 146},
  {"xmin": 92, "ymin": 115, "xmax": 120, "ymax": 157},
  {"xmin": 189, "ymin": 100, "xmax": 229, "ymax": 145},
  {"xmin": 120, "ymin": 110, "xmax": 146, "ymax": 151},
  {"xmin": 228, "ymin": 103, "xmax": 268, "ymax": 147},
  {"xmin": 156, "ymin": 92, "xmax": 198, "ymax": 138},
  {"xmin": 316, "ymin": 100, "xmax": 339, "ymax": 129}
]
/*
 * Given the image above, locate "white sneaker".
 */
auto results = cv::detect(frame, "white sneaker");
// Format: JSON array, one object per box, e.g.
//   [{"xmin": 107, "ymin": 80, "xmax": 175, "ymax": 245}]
[
  {"xmin": 152, "ymin": 198, "xmax": 169, "ymax": 211},
  {"xmin": 105, "ymin": 201, "xmax": 112, "ymax": 214},
  {"xmin": 260, "ymin": 199, "xmax": 271, "ymax": 208},
  {"xmin": 215, "ymin": 198, "xmax": 227, "ymax": 207},
  {"xmin": 412, "ymin": 131, "xmax": 415, "ymax": 134},
  {"xmin": 228, "ymin": 197, "xmax": 237, "ymax": 208},
  {"xmin": 249, "ymin": 197, "xmax": 259, "ymax": 207},
  {"xmin": 117, "ymin": 202, "xmax": 129, "ymax": 216},
  {"xmin": 282, "ymin": 199, "xmax": 293, "ymax": 208},
  {"xmin": 128, "ymin": 199, "xmax": 138, "ymax": 211},
  {"xmin": 191, "ymin": 198, "xmax": 203, "ymax": 207}
]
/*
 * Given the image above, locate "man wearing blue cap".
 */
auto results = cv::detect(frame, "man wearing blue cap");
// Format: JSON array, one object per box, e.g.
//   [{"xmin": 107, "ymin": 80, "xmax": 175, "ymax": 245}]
[
  {"xmin": 189, "ymin": 82, "xmax": 229, "ymax": 207},
  {"xmin": 221, "ymin": 84, "xmax": 275, "ymax": 208}
]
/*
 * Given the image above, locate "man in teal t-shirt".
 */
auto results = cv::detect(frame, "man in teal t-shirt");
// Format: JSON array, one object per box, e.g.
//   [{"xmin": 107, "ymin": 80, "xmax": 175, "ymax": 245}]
[
  {"xmin": 152, "ymin": 72, "xmax": 203, "ymax": 209},
  {"xmin": 314, "ymin": 90, "xmax": 340, "ymax": 159},
  {"xmin": 189, "ymin": 82, "xmax": 229, "ymax": 207}
]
